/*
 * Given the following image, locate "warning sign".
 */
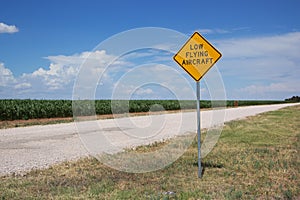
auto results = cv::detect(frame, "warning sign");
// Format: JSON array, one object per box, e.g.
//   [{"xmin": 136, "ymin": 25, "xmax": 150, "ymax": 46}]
[{"xmin": 173, "ymin": 32, "xmax": 222, "ymax": 81}]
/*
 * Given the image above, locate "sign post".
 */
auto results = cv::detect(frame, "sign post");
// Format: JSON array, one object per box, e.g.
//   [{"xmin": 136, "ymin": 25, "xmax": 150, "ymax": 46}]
[
  {"xmin": 196, "ymin": 81, "xmax": 201, "ymax": 178},
  {"xmin": 173, "ymin": 32, "xmax": 222, "ymax": 178}
]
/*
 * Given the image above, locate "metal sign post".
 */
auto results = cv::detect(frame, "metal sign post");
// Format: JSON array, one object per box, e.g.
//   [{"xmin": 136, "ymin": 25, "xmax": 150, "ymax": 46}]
[{"xmin": 196, "ymin": 81, "xmax": 202, "ymax": 178}]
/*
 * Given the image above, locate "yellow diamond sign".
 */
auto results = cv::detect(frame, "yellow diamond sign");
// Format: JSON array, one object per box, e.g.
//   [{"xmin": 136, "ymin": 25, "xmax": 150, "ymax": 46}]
[{"xmin": 173, "ymin": 32, "xmax": 222, "ymax": 81}]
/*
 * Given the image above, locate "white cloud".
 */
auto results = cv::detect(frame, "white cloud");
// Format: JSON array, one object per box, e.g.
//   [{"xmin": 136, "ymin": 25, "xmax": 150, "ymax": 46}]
[
  {"xmin": 215, "ymin": 32, "xmax": 300, "ymax": 99},
  {"xmin": 28, "ymin": 50, "xmax": 121, "ymax": 91},
  {"xmin": 197, "ymin": 27, "xmax": 251, "ymax": 35},
  {"xmin": 14, "ymin": 82, "xmax": 31, "ymax": 89},
  {"xmin": 0, "ymin": 50, "xmax": 124, "ymax": 99},
  {"xmin": 234, "ymin": 81, "xmax": 299, "ymax": 100},
  {"xmin": 0, "ymin": 63, "xmax": 16, "ymax": 86},
  {"xmin": 109, "ymin": 62, "xmax": 195, "ymax": 100},
  {"xmin": 197, "ymin": 29, "xmax": 214, "ymax": 34},
  {"xmin": 28, "ymin": 63, "xmax": 77, "ymax": 90},
  {"xmin": 45, "ymin": 50, "xmax": 117, "ymax": 66},
  {"xmin": 0, "ymin": 22, "xmax": 19, "ymax": 34},
  {"xmin": 197, "ymin": 28, "xmax": 230, "ymax": 35},
  {"xmin": 240, "ymin": 82, "xmax": 298, "ymax": 94},
  {"xmin": 135, "ymin": 88, "xmax": 153, "ymax": 95},
  {"xmin": 1, "ymin": 31, "xmax": 299, "ymax": 100},
  {"xmin": 217, "ymin": 32, "xmax": 300, "ymax": 58}
]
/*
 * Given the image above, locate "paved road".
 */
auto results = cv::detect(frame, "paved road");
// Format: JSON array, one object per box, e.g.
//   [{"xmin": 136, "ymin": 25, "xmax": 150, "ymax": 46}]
[{"xmin": 0, "ymin": 103, "xmax": 299, "ymax": 175}]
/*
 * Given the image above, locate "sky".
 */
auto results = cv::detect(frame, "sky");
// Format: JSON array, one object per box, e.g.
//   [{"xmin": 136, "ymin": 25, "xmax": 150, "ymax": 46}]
[{"xmin": 0, "ymin": 0, "xmax": 300, "ymax": 100}]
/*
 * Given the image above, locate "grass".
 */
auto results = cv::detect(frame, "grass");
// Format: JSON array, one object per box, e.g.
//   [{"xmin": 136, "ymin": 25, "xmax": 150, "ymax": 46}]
[{"xmin": 0, "ymin": 105, "xmax": 299, "ymax": 199}]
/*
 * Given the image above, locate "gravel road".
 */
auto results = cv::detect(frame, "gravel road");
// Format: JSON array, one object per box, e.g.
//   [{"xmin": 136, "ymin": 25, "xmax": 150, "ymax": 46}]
[{"xmin": 0, "ymin": 103, "xmax": 299, "ymax": 176}]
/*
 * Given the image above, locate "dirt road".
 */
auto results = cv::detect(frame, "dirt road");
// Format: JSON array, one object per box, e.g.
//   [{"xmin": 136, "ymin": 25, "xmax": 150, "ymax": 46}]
[{"xmin": 0, "ymin": 103, "xmax": 298, "ymax": 176}]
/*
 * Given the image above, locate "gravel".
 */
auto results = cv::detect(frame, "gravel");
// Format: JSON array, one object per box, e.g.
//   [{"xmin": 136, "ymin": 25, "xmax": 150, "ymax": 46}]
[{"xmin": 0, "ymin": 103, "xmax": 298, "ymax": 176}]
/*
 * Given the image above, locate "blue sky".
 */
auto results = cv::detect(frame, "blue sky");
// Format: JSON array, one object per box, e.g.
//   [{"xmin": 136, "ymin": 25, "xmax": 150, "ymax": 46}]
[{"xmin": 0, "ymin": 0, "xmax": 300, "ymax": 100}]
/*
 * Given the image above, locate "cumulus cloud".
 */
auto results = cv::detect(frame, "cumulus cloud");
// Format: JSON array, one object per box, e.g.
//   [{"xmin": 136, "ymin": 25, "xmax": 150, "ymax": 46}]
[
  {"xmin": 23, "ymin": 50, "xmax": 124, "ymax": 93},
  {"xmin": 0, "ymin": 50, "xmax": 123, "ymax": 99},
  {"xmin": 0, "ymin": 63, "xmax": 16, "ymax": 86},
  {"xmin": 14, "ymin": 82, "xmax": 31, "ymax": 89},
  {"xmin": 0, "ymin": 22, "xmax": 19, "ymax": 34},
  {"xmin": 1, "ymin": 31, "xmax": 299, "ymax": 100},
  {"xmin": 29, "ymin": 63, "xmax": 78, "ymax": 90},
  {"xmin": 214, "ymin": 31, "xmax": 300, "ymax": 99}
]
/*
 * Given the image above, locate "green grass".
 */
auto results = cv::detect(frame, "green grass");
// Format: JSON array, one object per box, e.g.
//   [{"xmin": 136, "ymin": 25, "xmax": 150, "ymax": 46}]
[{"xmin": 0, "ymin": 105, "xmax": 299, "ymax": 199}]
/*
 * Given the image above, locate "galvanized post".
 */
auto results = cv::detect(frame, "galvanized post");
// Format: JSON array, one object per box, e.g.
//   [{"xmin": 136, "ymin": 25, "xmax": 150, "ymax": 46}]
[{"xmin": 196, "ymin": 81, "xmax": 202, "ymax": 178}]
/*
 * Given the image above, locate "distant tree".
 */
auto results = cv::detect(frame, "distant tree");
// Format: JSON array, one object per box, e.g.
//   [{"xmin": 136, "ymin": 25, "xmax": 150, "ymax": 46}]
[{"xmin": 285, "ymin": 96, "xmax": 300, "ymax": 102}]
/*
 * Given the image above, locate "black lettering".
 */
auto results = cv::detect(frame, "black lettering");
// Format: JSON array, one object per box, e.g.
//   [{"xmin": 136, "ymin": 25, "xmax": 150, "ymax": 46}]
[{"xmin": 190, "ymin": 44, "xmax": 203, "ymax": 50}]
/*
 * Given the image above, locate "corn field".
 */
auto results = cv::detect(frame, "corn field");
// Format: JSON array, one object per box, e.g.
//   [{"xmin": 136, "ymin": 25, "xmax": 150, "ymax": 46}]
[{"xmin": 0, "ymin": 99, "xmax": 286, "ymax": 121}]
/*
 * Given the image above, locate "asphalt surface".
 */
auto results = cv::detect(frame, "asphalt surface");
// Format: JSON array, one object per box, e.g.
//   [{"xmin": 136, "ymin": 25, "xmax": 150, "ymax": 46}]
[{"xmin": 0, "ymin": 103, "xmax": 299, "ymax": 176}]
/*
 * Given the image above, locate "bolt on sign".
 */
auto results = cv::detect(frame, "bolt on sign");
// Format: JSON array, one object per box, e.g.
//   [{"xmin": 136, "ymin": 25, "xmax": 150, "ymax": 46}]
[{"xmin": 173, "ymin": 32, "xmax": 222, "ymax": 81}]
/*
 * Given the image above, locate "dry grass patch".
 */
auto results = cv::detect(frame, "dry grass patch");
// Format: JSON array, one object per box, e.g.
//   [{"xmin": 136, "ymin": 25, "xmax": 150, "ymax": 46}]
[{"xmin": 0, "ymin": 105, "xmax": 299, "ymax": 199}]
